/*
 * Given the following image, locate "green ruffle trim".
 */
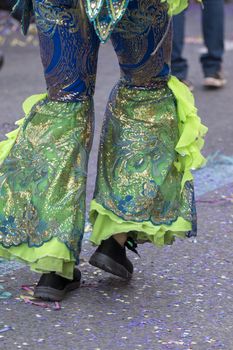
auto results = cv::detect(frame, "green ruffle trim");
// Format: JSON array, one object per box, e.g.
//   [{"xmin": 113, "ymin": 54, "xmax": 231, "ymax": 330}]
[
  {"xmin": 0, "ymin": 238, "xmax": 75, "ymax": 280},
  {"xmin": 0, "ymin": 118, "xmax": 25, "ymax": 166},
  {"xmin": 0, "ymin": 93, "xmax": 77, "ymax": 280},
  {"xmin": 0, "ymin": 93, "xmax": 47, "ymax": 166},
  {"xmin": 168, "ymin": 76, "xmax": 208, "ymax": 190},
  {"xmin": 164, "ymin": 0, "xmax": 202, "ymax": 16},
  {"xmin": 162, "ymin": 0, "xmax": 188, "ymax": 16},
  {"xmin": 90, "ymin": 200, "xmax": 189, "ymax": 246},
  {"xmin": 89, "ymin": 76, "xmax": 208, "ymax": 246}
]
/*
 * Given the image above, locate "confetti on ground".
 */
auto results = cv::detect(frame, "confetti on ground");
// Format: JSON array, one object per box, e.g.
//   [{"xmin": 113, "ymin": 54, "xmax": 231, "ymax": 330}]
[
  {"xmin": 0, "ymin": 326, "xmax": 13, "ymax": 333},
  {"xmin": 0, "ymin": 258, "xmax": 23, "ymax": 275},
  {"xmin": 19, "ymin": 285, "xmax": 61, "ymax": 311},
  {"xmin": 0, "ymin": 284, "xmax": 12, "ymax": 299},
  {"xmin": 194, "ymin": 153, "xmax": 233, "ymax": 197}
]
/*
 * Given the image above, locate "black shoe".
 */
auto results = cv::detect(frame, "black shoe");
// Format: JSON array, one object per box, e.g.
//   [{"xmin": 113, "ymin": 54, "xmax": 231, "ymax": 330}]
[
  {"xmin": 34, "ymin": 268, "xmax": 81, "ymax": 302},
  {"xmin": 89, "ymin": 236, "xmax": 136, "ymax": 279}
]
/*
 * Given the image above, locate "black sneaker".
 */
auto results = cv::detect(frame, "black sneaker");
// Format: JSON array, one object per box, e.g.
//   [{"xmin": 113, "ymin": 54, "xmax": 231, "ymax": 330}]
[
  {"xmin": 34, "ymin": 268, "xmax": 81, "ymax": 302},
  {"xmin": 89, "ymin": 236, "xmax": 136, "ymax": 279}
]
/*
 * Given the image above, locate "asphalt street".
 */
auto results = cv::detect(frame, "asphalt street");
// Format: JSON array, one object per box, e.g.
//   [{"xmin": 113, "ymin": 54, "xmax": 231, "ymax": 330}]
[{"xmin": 0, "ymin": 4, "xmax": 233, "ymax": 350}]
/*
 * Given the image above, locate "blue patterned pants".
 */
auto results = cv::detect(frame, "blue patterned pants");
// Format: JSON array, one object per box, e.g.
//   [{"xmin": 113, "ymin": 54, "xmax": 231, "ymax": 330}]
[{"xmin": 34, "ymin": 0, "xmax": 171, "ymax": 101}]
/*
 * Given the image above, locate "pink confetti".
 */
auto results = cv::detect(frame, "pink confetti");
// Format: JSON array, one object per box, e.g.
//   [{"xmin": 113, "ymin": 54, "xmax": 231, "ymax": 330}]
[
  {"xmin": 21, "ymin": 285, "xmax": 34, "ymax": 295},
  {"xmin": 54, "ymin": 302, "xmax": 61, "ymax": 310},
  {"xmin": 20, "ymin": 285, "xmax": 61, "ymax": 310}
]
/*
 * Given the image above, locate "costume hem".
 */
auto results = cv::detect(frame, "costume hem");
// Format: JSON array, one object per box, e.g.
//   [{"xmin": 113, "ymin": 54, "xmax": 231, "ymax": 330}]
[
  {"xmin": 89, "ymin": 200, "xmax": 191, "ymax": 247},
  {"xmin": 0, "ymin": 237, "xmax": 76, "ymax": 280}
]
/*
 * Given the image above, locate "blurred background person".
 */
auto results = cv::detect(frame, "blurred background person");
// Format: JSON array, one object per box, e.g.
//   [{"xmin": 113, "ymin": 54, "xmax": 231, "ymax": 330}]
[
  {"xmin": 0, "ymin": 0, "xmax": 22, "ymax": 70},
  {"xmin": 171, "ymin": 0, "xmax": 226, "ymax": 90}
]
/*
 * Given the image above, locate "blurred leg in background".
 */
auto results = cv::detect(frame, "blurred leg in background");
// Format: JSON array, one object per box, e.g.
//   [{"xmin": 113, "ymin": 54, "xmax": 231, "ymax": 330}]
[
  {"xmin": 201, "ymin": 0, "xmax": 226, "ymax": 87},
  {"xmin": 171, "ymin": 12, "xmax": 188, "ymax": 81},
  {"xmin": 172, "ymin": 0, "xmax": 226, "ymax": 89},
  {"xmin": 171, "ymin": 11, "xmax": 193, "ymax": 90}
]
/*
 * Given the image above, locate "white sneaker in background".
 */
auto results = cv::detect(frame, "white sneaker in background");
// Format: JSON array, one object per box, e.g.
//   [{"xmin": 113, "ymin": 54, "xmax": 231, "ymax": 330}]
[{"xmin": 204, "ymin": 72, "xmax": 227, "ymax": 88}]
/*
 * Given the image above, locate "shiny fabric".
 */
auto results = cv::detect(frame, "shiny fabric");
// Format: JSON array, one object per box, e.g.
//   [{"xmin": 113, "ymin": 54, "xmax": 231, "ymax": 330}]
[
  {"xmin": 85, "ymin": 0, "xmax": 129, "ymax": 42},
  {"xmin": 13, "ymin": 0, "xmax": 190, "ymax": 40},
  {"xmin": 34, "ymin": 0, "xmax": 171, "ymax": 101},
  {"xmin": 34, "ymin": 0, "xmax": 100, "ymax": 101},
  {"xmin": 0, "ymin": 98, "xmax": 94, "ymax": 258},
  {"xmin": 93, "ymin": 83, "xmax": 197, "ymax": 233},
  {"xmin": 0, "ymin": 0, "xmax": 203, "ymax": 268}
]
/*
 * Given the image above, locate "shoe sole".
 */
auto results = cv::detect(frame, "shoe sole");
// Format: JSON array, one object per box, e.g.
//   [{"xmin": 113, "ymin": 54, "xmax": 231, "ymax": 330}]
[
  {"xmin": 33, "ymin": 280, "xmax": 81, "ymax": 302},
  {"xmin": 89, "ymin": 252, "xmax": 132, "ymax": 280},
  {"xmin": 204, "ymin": 77, "xmax": 227, "ymax": 88}
]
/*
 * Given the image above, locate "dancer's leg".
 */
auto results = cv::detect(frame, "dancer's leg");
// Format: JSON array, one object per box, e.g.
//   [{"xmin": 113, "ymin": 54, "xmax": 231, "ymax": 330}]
[
  {"xmin": 89, "ymin": 0, "xmax": 207, "ymax": 278},
  {"xmin": 0, "ymin": 0, "xmax": 100, "ymax": 288},
  {"xmin": 113, "ymin": 233, "xmax": 127, "ymax": 246}
]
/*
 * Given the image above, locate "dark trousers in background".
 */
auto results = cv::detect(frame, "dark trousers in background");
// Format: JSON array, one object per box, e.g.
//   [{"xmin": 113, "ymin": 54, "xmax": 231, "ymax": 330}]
[{"xmin": 171, "ymin": 0, "xmax": 225, "ymax": 80}]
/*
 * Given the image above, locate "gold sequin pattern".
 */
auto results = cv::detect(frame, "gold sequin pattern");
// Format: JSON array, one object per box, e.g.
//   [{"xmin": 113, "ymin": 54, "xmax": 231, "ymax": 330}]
[
  {"xmin": 0, "ymin": 98, "xmax": 94, "ymax": 255},
  {"xmin": 94, "ymin": 83, "xmax": 196, "ymax": 232}
]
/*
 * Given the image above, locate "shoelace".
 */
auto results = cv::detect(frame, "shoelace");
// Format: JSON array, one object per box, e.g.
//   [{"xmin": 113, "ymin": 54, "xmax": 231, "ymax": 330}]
[{"xmin": 125, "ymin": 237, "xmax": 140, "ymax": 257}]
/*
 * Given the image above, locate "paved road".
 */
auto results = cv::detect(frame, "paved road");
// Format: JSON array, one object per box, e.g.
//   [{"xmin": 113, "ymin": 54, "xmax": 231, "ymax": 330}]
[{"xmin": 0, "ymin": 4, "xmax": 233, "ymax": 350}]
